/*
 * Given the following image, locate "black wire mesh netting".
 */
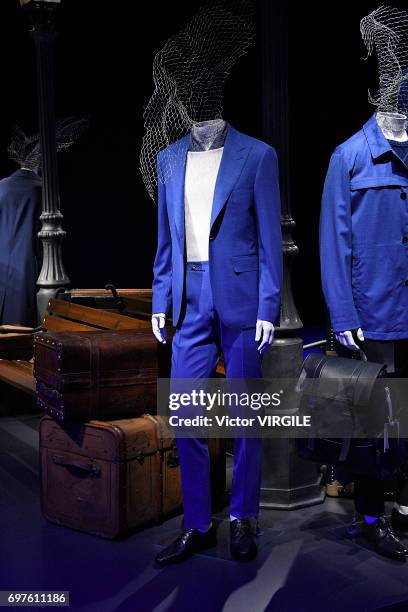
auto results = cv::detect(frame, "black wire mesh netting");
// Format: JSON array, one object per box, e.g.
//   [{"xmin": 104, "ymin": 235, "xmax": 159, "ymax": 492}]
[
  {"xmin": 7, "ymin": 115, "xmax": 90, "ymax": 171},
  {"xmin": 361, "ymin": 6, "xmax": 408, "ymax": 116},
  {"xmin": 140, "ymin": 0, "xmax": 256, "ymax": 202}
]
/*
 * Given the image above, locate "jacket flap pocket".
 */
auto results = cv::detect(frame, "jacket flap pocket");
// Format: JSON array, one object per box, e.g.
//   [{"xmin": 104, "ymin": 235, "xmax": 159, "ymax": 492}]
[
  {"xmin": 350, "ymin": 176, "xmax": 408, "ymax": 190},
  {"xmin": 232, "ymin": 254, "xmax": 259, "ymax": 272}
]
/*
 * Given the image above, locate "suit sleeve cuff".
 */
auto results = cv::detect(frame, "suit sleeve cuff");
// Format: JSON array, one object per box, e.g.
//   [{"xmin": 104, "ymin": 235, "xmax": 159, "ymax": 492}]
[
  {"xmin": 331, "ymin": 318, "xmax": 361, "ymax": 333},
  {"xmin": 257, "ymin": 304, "xmax": 280, "ymax": 326}
]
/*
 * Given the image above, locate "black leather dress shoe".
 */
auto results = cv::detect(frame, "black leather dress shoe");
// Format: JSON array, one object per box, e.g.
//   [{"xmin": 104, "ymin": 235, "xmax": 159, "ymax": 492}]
[
  {"xmin": 230, "ymin": 519, "xmax": 257, "ymax": 561},
  {"xmin": 391, "ymin": 507, "xmax": 408, "ymax": 532},
  {"xmin": 361, "ymin": 516, "xmax": 407, "ymax": 561},
  {"xmin": 155, "ymin": 527, "xmax": 217, "ymax": 567}
]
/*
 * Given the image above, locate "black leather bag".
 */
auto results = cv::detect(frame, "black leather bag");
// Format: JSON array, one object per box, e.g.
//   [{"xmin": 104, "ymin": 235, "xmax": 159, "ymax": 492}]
[{"xmin": 297, "ymin": 353, "xmax": 405, "ymax": 479}]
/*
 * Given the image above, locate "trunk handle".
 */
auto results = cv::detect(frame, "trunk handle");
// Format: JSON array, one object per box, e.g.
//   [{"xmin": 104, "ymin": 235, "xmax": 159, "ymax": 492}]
[{"xmin": 51, "ymin": 454, "xmax": 100, "ymax": 475}]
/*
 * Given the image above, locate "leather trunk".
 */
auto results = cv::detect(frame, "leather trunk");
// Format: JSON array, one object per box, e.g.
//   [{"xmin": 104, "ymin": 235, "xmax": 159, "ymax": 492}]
[
  {"xmin": 34, "ymin": 329, "xmax": 172, "ymax": 421},
  {"xmin": 40, "ymin": 414, "xmax": 182, "ymax": 538}
]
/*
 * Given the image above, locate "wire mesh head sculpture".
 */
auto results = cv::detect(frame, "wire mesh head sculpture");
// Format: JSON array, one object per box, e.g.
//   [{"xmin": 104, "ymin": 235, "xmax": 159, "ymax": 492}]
[
  {"xmin": 7, "ymin": 115, "xmax": 90, "ymax": 172},
  {"xmin": 140, "ymin": 0, "xmax": 256, "ymax": 202},
  {"xmin": 360, "ymin": 6, "xmax": 408, "ymax": 117}
]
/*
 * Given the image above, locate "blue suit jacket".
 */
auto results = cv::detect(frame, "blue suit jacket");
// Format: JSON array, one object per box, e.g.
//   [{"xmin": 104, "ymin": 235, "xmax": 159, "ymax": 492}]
[
  {"xmin": 152, "ymin": 124, "xmax": 283, "ymax": 329},
  {"xmin": 0, "ymin": 169, "xmax": 42, "ymax": 326},
  {"xmin": 320, "ymin": 114, "xmax": 408, "ymax": 340}
]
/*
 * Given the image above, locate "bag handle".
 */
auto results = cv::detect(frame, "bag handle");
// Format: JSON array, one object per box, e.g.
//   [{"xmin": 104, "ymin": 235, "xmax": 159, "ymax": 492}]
[
  {"xmin": 349, "ymin": 330, "xmax": 368, "ymax": 362},
  {"xmin": 359, "ymin": 348, "xmax": 367, "ymax": 362}
]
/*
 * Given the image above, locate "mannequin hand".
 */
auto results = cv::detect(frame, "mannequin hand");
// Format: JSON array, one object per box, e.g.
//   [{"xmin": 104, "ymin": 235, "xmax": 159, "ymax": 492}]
[
  {"xmin": 335, "ymin": 328, "xmax": 364, "ymax": 350},
  {"xmin": 152, "ymin": 313, "xmax": 166, "ymax": 344},
  {"xmin": 255, "ymin": 320, "xmax": 275, "ymax": 354}
]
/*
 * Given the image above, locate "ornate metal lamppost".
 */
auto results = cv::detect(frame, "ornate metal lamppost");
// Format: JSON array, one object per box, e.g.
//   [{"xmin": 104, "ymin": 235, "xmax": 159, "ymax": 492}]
[
  {"xmin": 259, "ymin": 0, "xmax": 324, "ymax": 509},
  {"xmin": 20, "ymin": 0, "xmax": 70, "ymax": 321}
]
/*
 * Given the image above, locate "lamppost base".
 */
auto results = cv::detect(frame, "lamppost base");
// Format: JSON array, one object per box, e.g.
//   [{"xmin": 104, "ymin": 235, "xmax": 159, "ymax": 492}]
[{"xmin": 36, "ymin": 285, "xmax": 68, "ymax": 324}]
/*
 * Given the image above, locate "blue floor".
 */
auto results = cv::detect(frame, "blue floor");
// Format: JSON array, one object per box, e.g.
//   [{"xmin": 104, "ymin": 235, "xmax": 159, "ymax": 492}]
[{"xmin": 1, "ymin": 412, "xmax": 408, "ymax": 612}]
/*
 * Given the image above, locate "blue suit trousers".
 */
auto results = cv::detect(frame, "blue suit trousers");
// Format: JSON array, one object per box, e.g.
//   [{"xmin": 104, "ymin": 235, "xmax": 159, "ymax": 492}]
[{"xmin": 171, "ymin": 261, "xmax": 264, "ymax": 530}]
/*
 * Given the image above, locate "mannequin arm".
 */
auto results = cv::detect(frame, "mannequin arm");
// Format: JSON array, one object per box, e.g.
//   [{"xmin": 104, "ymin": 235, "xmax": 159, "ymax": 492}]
[
  {"xmin": 152, "ymin": 154, "xmax": 172, "ymax": 319},
  {"xmin": 255, "ymin": 320, "xmax": 274, "ymax": 354},
  {"xmin": 320, "ymin": 150, "xmax": 361, "ymax": 333},
  {"xmin": 336, "ymin": 328, "xmax": 364, "ymax": 350},
  {"xmin": 254, "ymin": 147, "xmax": 283, "ymax": 325},
  {"xmin": 152, "ymin": 313, "xmax": 166, "ymax": 344}
]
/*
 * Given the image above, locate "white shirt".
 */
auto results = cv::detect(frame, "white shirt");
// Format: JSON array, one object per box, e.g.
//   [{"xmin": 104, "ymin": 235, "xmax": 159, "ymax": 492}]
[{"xmin": 184, "ymin": 147, "xmax": 224, "ymax": 262}]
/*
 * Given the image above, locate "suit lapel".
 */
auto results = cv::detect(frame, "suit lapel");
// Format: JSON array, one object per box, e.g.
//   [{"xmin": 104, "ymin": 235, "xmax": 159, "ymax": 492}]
[
  {"xmin": 169, "ymin": 135, "xmax": 190, "ymax": 247},
  {"xmin": 210, "ymin": 126, "xmax": 250, "ymax": 230},
  {"xmin": 169, "ymin": 125, "xmax": 250, "ymax": 246}
]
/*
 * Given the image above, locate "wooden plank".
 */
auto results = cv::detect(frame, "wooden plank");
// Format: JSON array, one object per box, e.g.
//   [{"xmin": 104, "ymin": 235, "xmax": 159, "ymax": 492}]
[
  {"xmin": 0, "ymin": 360, "xmax": 35, "ymax": 395},
  {"xmin": 0, "ymin": 333, "xmax": 34, "ymax": 360},
  {"xmin": 42, "ymin": 316, "xmax": 98, "ymax": 332},
  {"xmin": 127, "ymin": 318, "xmax": 151, "ymax": 329},
  {"xmin": 70, "ymin": 288, "xmax": 152, "ymax": 297},
  {"xmin": 14, "ymin": 360, "xmax": 34, "ymax": 372},
  {"xmin": 121, "ymin": 297, "xmax": 152, "ymax": 315},
  {"xmin": 45, "ymin": 299, "xmax": 141, "ymax": 330},
  {"xmin": 0, "ymin": 325, "xmax": 33, "ymax": 332}
]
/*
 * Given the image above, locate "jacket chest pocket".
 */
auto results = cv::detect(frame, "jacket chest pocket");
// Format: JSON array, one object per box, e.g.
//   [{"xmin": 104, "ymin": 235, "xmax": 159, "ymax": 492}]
[
  {"xmin": 350, "ymin": 177, "xmax": 408, "ymax": 231},
  {"xmin": 350, "ymin": 175, "xmax": 408, "ymax": 200},
  {"xmin": 350, "ymin": 176, "xmax": 408, "ymax": 193}
]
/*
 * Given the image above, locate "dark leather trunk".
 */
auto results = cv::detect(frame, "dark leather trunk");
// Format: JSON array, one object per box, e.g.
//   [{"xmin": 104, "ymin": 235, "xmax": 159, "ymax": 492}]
[
  {"xmin": 34, "ymin": 329, "xmax": 172, "ymax": 421},
  {"xmin": 40, "ymin": 414, "xmax": 182, "ymax": 538}
]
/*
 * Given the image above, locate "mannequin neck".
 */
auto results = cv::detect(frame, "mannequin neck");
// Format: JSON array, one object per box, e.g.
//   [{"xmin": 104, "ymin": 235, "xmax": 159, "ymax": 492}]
[
  {"xmin": 191, "ymin": 119, "xmax": 226, "ymax": 151},
  {"xmin": 376, "ymin": 111, "xmax": 408, "ymax": 142}
]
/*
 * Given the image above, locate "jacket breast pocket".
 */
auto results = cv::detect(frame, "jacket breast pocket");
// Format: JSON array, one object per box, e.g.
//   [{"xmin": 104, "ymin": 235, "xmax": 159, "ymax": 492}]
[
  {"xmin": 231, "ymin": 254, "xmax": 259, "ymax": 273},
  {"xmin": 350, "ymin": 177, "xmax": 408, "ymax": 190}
]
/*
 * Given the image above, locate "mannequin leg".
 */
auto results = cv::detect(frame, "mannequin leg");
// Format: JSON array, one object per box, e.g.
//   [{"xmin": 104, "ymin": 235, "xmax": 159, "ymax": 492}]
[
  {"xmin": 353, "ymin": 475, "xmax": 385, "ymax": 518},
  {"xmin": 354, "ymin": 340, "xmax": 408, "ymax": 519},
  {"xmin": 392, "ymin": 340, "xmax": 408, "ymax": 509},
  {"xmin": 217, "ymin": 320, "xmax": 264, "ymax": 520},
  {"xmin": 170, "ymin": 262, "xmax": 220, "ymax": 531}
]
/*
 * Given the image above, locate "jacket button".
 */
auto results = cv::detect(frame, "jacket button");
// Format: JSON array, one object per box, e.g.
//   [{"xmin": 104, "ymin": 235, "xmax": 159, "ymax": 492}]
[
  {"xmin": 403, "ymin": 236, "xmax": 408, "ymax": 244},
  {"xmin": 209, "ymin": 235, "xmax": 214, "ymax": 241},
  {"xmin": 401, "ymin": 191, "xmax": 407, "ymax": 200}
]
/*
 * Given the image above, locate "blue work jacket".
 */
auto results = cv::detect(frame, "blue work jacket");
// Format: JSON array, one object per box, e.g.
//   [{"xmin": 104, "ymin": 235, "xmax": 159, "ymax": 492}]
[{"xmin": 320, "ymin": 114, "xmax": 408, "ymax": 340}]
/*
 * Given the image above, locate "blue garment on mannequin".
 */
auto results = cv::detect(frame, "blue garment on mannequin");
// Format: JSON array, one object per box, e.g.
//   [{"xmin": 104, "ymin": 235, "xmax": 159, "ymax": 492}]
[
  {"xmin": 171, "ymin": 261, "xmax": 263, "ymax": 530},
  {"xmin": 320, "ymin": 114, "xmax": 408, "ymax": 340},
  {"xmin": 0, "ymin": 169, "xmax": 42, "ymax": 326},
  {"xmin": 152, "ymin": 124, "xmax": 282, "ymax": 329}
]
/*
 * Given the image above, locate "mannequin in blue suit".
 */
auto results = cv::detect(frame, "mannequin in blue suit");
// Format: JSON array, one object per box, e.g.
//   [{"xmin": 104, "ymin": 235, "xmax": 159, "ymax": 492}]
[{"xmin": 152, "ymin": 119, "xmax": 282, "ymax": 565}]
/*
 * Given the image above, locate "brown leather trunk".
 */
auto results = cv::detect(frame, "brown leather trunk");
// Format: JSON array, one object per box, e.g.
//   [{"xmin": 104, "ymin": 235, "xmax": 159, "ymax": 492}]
[
  {"xmin": 40, "ymin": 414, "xmax": 182, "ymax": 539},
  {"xmin": 34, "ymin": 329, "xmax": 172, "ymax": 421}
]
